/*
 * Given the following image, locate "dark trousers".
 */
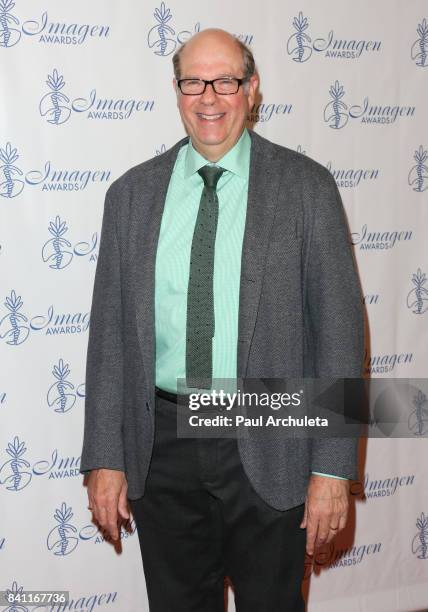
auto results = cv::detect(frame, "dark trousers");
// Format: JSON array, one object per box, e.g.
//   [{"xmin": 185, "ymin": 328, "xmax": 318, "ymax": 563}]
[{"xmin": 129, "ymin": 391, "xmax": 307, "ymax": 612}]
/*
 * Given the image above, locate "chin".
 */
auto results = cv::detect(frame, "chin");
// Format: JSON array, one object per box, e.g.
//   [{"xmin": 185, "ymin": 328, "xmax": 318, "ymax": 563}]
[
  {"xmin": 193, "ymin": 132, "xmax": 225, "ymax": 146},
  {"xmin": 200, "ymin": 136, "xmax": 226, "ymax": 145},
  {"xmin": 191, "ymin": 124, "xmax": 227, "ymax": 141}
]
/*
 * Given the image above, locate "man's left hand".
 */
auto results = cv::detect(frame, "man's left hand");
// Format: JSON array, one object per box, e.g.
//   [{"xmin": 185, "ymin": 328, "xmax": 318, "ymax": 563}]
[{"xmin": 300, "ymin": 474, "xmax": 350, "ymax": 555}]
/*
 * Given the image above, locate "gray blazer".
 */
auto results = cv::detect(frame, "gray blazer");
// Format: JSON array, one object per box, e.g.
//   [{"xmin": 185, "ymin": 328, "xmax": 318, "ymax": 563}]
[{"xmin": 80, "ymin": 130, "xmax": 364, "ymax": 511}]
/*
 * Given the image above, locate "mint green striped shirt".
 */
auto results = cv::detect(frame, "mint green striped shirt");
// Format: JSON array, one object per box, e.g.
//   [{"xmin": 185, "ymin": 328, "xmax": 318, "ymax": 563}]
[
  {"xmin": 154, "ymin": 128, "xmax": 346, "ymax": 480},
  {"xmin": 155, "ymin": 128, "xmax": 250, "ymax": 394}
]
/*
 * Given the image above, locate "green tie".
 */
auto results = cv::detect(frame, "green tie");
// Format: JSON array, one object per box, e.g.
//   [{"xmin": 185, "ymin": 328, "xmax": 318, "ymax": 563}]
[{"xmin": 186, "ymin": 165, "xmax": 224, "ymax": 389}]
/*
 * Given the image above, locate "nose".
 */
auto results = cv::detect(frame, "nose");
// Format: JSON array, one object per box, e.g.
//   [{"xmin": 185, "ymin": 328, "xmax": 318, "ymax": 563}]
[{"xmin": 199, "ymin": 82, "xmax": 217, "ymax": 104}]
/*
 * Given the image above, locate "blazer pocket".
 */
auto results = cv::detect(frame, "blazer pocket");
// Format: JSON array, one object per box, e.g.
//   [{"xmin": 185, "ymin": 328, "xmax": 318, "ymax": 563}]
[{"xmin": 269, "ymin": 217, "xmax": 303, "ymax": 244}]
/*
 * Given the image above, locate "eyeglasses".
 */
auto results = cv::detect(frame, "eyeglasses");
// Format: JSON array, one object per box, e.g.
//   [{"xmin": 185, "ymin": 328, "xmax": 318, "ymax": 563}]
[{"xmin": 177, "ymin": 77, "xmax": 248, "ymax": 95}]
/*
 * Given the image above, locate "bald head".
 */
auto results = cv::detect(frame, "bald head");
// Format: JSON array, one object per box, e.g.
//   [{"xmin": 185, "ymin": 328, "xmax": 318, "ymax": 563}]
[{"xmin": 172, "ymin": 28, "xmax": 255, "ymax": 81}]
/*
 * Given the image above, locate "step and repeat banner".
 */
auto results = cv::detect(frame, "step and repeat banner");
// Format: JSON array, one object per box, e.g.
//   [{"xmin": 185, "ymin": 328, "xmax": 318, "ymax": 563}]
[{"xmin": 1, "ymin": 1, "xmax": 427, "ymax": 611}]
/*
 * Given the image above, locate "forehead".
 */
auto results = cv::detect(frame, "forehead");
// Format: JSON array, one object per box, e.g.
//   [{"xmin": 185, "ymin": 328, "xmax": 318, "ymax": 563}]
[{"xmin": 179, "ymin": 37, "xmax": 243, "ymax": 77}]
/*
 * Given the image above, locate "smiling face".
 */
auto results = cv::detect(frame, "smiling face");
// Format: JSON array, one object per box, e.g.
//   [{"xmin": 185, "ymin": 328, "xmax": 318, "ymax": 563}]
[{"xmin": 173, "ymin": 30, "xmax": 258, "ymax": 162}]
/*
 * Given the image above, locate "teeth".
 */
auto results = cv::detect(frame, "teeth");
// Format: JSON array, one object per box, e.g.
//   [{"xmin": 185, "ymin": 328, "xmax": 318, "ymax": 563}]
[{"xmin": 198, "ymin": 113, "xmax": 223, "ymax": 120}]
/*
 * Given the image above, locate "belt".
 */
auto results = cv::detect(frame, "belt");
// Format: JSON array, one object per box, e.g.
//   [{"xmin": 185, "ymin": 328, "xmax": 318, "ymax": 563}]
[
  {"xmin": 155, "ymin": 386, "xmax": 193, "ymax": 405},
  {"xmin": 155, "ymin": 386, "xmax": 229, "ymax": 413}
]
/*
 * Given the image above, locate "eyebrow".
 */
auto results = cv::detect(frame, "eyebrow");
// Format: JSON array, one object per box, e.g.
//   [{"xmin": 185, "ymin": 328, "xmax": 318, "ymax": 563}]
[{"xmin": 180, "ymin": 74, "xmax": 238, "ymax": 79}]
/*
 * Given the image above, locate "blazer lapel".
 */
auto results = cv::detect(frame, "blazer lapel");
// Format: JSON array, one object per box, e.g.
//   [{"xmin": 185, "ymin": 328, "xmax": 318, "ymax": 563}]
[
  {"xmin": 134, "ymin": 137, "xmax": 188, "ymax": 398},
  {"xmin": 237, "ymin": 130, "xmax": 282, "ymax": 378}
]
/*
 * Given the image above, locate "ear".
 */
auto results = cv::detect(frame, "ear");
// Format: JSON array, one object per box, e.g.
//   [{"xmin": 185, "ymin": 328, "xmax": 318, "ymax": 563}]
[
  {"xmin": 173, "ymin": 78, "xmax": 180, "ymax": 105},
  {"xmin": 246, "ymin": 74, "xmax": 259, "ymax": 107}
]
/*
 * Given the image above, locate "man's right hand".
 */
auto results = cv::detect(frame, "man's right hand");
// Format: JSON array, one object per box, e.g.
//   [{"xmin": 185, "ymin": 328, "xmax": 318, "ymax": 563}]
[{"xmin": 86, "ymin": 468, "xmax": 129, "ymax": 541}]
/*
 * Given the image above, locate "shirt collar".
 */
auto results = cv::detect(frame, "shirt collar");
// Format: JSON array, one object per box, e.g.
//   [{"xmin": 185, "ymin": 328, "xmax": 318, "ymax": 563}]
[{"xmin": 184, "ymin": 128, "xmax": 251, "ymax": 180}]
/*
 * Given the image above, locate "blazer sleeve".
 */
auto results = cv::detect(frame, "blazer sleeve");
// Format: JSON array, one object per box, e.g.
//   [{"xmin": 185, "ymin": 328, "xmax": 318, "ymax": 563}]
[
  {"xmin": 304, "ymin": 170, "xmax": 365, "ymax": 480},
  {"xmin": 80, "ymin": 185, "xmax": 125, "ymax": 474}
]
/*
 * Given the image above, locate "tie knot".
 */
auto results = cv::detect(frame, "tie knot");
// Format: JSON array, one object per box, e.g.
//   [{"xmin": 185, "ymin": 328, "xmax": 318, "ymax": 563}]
[{"xmin": 198, "ymin": 165, "xmax": 224, "ymax": 189}]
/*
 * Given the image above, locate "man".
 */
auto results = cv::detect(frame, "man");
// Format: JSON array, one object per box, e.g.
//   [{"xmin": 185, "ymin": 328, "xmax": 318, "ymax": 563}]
[{"xmin": 80, "ymin": 29, "xmax": 364, "ymax": 611}]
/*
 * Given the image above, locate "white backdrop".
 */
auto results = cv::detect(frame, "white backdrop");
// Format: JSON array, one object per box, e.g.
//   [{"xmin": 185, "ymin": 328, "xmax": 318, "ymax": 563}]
[{"xmin": 1, "ymin": 1, "xmax": 427, "ymax": 611}]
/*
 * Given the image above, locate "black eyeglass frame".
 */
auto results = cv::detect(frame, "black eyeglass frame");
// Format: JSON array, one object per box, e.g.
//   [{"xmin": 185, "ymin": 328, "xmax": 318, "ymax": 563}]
[{"xmin": 177, "ymin": 77, "xmax": 249, "ymax": 95}]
